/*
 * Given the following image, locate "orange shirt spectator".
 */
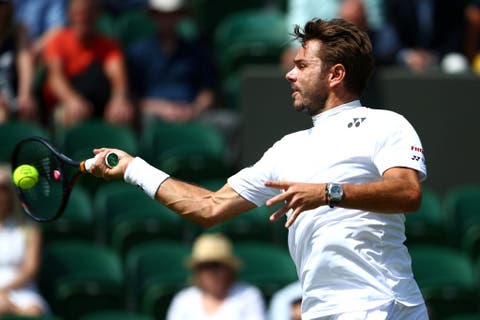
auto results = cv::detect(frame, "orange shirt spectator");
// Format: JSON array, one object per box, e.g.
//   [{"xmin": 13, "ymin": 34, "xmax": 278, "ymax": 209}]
[
  {"xmin": 44, "ymin": 28, "xmax": 122, "ymax": 78},
  {"xmin": 42, "ymin": 0, "xmax": 133, "ymax": 127}
]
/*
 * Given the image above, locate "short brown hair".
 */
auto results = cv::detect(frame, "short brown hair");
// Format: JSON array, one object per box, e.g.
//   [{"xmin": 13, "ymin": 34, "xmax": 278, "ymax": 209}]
[{"xmin": 293, "ymin": 18, "xmax": 374, "ymax": 95}]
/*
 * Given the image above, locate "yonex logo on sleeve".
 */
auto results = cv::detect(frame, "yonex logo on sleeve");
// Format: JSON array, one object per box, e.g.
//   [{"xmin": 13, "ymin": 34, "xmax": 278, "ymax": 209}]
[{"xmin": 347, "ymin": 118, "xmax": 366, "ymax": 128}]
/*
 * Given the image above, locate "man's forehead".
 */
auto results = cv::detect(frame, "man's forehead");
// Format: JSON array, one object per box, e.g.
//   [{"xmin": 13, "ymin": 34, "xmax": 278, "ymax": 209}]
[
  {"xmin": 296, "ymin": 41, "xmax": 322, "ymax": 62},
  {"xmin": 299, "ymin": 40, "xmax": 321, "ymax": 56}
]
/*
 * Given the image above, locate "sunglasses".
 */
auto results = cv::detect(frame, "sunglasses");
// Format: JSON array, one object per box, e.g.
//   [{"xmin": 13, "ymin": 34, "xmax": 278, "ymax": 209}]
[{"xmin": 194, "ymin": 261, "xmax": 229, "ymax": 270}]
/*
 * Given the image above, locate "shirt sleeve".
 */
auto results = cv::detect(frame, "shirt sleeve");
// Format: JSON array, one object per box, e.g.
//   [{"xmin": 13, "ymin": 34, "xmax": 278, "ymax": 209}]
[
  {"xmin": 228, "ymin": 141, "xmax": 283, "ymax": 207},
  {"xmin": 373, "ymin": 113, "xmax": 427, "ymax": 182},
  {"xmin": 99, "ymin": 36, "xmax": 124, "ymax": 64}
]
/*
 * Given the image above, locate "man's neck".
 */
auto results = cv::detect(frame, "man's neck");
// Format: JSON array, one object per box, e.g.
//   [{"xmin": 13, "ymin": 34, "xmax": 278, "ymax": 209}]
[{"xmin": 319, "ymin": 92, "xmax": 359, "ymax": 114}]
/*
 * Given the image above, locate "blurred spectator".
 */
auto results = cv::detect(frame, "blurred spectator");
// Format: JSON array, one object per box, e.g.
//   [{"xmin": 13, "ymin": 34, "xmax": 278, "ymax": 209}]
[
  {"xmin": 465, "ymin": 0, "xmax": 480, "ymax": 72},
  {"xmin": 166, "ymin": 233, "xmax": 266, "ymax": 320},
  {"xmin": 281, "ymin": 0, "xmax": 388, "ymax": 69},
  {"xmin": 0, "ymin": 0, "xmax": 38, "ymax": 122},
  {"xmin": 43, "ymin": 0, "xmax": 134, "ymax": 127},
  {"xmin": 338, "ymin": 0, "xmax": 398, "ymax": 66},
  {"xmin": 12, "ymin": 0, "xmax": 67, "ymax": 58},
  {"xmin": 0, "ymin": 165, "xmax": 49, "ymax": 316},
  {"xmin": 126, "ymin": 0, "xmax": 218, "ymax": 124},
  {"xmin": 267, "ymin": 281, "xmax": 302, "ymax": 320},
  {"xmin": 386, "ymin": 0, "xmax": 467, "ymax": 72}
]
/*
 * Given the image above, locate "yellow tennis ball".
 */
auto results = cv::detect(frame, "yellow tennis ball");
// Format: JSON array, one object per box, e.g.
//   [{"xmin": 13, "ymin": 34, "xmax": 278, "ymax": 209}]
[{"xmin": 13, "ymin": 165, "xmax": 39, "ymax": 190}]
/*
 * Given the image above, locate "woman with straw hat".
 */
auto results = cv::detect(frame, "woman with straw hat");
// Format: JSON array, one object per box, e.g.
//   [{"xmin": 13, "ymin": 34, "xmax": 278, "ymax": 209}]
[{"xmin": 166, "ymin": 233, "xmax": 266, "ymax": 320}]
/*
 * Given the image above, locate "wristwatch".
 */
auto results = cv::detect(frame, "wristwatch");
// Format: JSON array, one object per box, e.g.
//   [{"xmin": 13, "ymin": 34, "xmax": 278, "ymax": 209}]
[{"xmin": 325, "ymin": 183, "xmax": 344, "ymax": 208}]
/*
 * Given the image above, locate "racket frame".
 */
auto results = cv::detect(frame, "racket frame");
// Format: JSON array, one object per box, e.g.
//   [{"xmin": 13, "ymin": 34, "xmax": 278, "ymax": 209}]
[{"xmin": 11, "ymin": 136, "xmax": 89, "ymax": 222}]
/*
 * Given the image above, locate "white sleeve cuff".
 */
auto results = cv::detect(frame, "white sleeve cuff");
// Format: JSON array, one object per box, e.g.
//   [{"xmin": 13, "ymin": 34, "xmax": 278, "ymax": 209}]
[{"xmin": 124, "ymin": 157, "xmax": 170, "ymax": 199}]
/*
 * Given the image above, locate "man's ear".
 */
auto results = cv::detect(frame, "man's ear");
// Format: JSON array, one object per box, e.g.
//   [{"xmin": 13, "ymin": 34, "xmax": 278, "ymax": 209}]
[{"xmin": 328, "ymin": 64, "xmax": 346, "ymax": 88}]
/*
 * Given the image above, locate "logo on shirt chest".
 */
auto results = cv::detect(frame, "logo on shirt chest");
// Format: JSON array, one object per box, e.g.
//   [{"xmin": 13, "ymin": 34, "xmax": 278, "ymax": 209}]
[{"xmin": 347, "ymin": 117, "xmax": 366, "ymax": 128}]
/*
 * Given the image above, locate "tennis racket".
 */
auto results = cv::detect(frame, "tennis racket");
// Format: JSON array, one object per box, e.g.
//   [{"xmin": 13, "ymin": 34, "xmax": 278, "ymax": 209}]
[{"xmin": 10, "ymin": 136, "xmax": 118, "ymax": 222}]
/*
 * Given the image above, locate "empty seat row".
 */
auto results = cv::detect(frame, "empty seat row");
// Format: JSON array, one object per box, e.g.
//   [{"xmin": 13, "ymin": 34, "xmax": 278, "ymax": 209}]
[
  {"xmin": 38, "ymin": 239, "xmax": 296, "ymax": 320},
  {"xmin": 405, "ymin": 185, "xmax": 480, "ymax": 261}
]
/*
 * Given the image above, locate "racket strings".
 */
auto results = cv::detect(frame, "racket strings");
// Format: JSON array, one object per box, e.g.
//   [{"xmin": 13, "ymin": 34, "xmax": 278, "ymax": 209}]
[{"xmin": 14, "ymin": 140, "xmax": 67, "ymax": 221}]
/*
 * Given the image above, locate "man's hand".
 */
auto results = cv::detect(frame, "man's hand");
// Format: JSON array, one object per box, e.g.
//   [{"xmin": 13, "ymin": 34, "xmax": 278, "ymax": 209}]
[
  {"xmin": 17, "ymin": 93, "xmax": 38, "ymax": 120},
  {"xmin": 265, "ymin": 181, "xmax": 327, "ymax": 228},
  {"xmin": 104, "ymin": 96, "xmax": 134, "ymax": 124},
  {"xmin": 63, "ymin": 94, "xmax": 93, "ymax": 125},
  {"xmin": 89, "ymin": 148, "xmax": 135, "ymax": 180}
]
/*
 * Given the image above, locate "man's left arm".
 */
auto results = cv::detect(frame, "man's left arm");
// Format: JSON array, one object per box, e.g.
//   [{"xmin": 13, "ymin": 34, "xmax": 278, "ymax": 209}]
[{"xmin": 265, "ymin": 167, "xmax": 422, "ymax": 228}]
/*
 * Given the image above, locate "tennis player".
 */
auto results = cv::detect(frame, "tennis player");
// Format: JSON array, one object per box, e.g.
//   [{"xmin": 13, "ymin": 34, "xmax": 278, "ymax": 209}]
[{"xmin": 91, "ymin": 18, "xmax": 429, "ymax": 320}]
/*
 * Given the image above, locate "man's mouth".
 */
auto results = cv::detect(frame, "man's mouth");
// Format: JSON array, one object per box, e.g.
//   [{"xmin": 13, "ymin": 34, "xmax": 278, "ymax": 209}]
[{"xmin": 291, "ymin": 87, "xmax": 299, "ymax": 98}]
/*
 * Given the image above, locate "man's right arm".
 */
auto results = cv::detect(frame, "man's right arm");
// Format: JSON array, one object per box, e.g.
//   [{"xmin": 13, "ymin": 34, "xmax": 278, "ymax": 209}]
[
  {"xmin": 155, "ymin": 178, "xmax": 257, "ymax": 227},
  {"xmin": 90, "ymin": 148, "xmax": 257, "ymax": 227}
]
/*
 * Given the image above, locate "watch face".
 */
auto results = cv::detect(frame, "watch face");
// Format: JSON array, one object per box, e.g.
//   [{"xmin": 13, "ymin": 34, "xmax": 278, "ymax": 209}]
[{"xmin": 329, "ymin": 184, "xmax": 343, "ymax": 201}]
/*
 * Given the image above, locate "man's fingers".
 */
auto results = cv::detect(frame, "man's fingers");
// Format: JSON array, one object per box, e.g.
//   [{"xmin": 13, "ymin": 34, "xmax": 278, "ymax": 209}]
[
  {"xmin": 286, "ymin": 207, "xmax": 304, "ymax": 228},
  {"xmin": 265, "ymin": 180, "xmax": 292, "ymax": 189},
  {"xmin": 266, "ymin": 191, "xmax": 290, "ymax": 207},
  {"xmin": 269, "ymin": 205, "xmax": 290, "ymax": 222},
  {"xmin": 93, "ymin": 148, "xmax": 107, "ymax": 155}
]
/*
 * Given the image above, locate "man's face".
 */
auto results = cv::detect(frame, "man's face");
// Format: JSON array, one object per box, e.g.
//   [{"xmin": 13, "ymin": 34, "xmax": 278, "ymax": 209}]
[
  {"xmin": 194, "ymin": 261, "xmax": 234, "ymax": 297},
  {"xmin": 285, "ymin": 40, "xmax": 329, "ymax": 116},
  {"xmin": 68, "ymin": 0, "xmax": 97, "ymax": 36}
]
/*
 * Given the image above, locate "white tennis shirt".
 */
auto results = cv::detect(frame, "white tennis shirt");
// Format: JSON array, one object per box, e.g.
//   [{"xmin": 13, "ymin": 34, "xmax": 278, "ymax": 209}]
[{"xmin": 228, "ymin": 100, "xmax": 427, "ymax": 319}]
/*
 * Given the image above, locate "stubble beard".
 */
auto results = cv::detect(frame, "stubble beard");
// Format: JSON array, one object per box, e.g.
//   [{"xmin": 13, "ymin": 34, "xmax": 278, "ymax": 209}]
[{"xmin": 293, "ymin": 92, "xmax": 328, "ymax": 116}]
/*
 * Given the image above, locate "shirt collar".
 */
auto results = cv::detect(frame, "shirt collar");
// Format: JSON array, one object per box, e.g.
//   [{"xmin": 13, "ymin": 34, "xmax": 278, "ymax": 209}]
[{"xmin": 312, "ymin": 100, "xmax": 362, "ymax": 127}]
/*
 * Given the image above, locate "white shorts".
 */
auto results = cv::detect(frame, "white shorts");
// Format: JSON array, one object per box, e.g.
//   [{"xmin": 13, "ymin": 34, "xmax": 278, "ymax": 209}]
[{"xmin": 312, "ymin": 301, "xmax": 429, "ymax": 320}]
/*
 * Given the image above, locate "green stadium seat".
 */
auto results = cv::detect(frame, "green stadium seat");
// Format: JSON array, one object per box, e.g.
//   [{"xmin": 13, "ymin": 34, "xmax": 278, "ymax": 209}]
[
  {"xmin": 212, "ymin": 9, "xmax": 287, "ymax": 108},
  {"xmin": 93, "ymin": 181, "xmax": 184, "ymax": 246},
  {"xmin": 124, "ymin": 240, "xmax": 190, "ymax": 317},
  {"xmin": 109, "ymin": 8, "xmax": 156, "ymax": 46},
  {"xmin": 80, "ymin": 310, "xmax": 154, "ymax": 320},
  {"xmin": 140, "ymin": 121, "xmax": 230, "ymax": 183},
  {"xmin": 96, "ymin": 13, "xmax": 117, "ymax": 39},
  {"xmin": 191, "ymin": 0, "xmax": 267, "ymax": 42},
  {"xmin": 39, "ymin": 241, "xmax": 125, "ymax": 319},
  {"xmin": 0, "ymin": 120, "xmax": 50, "ymax": 163},
  {"xmin": 57, "ymin": 119, "xmax": 138, "ymax": 194},
  {"xmin": 213, "ymin": 9, "xmax": 287, "ymax": 78},
  {"xmin": 110, "ymin": 208, "xmax": 184, "ymax": 258},
  {"xmin": 41, "ymin": 185, "xmax": 95, "ymax": 243},
  {"xmin": 234, "ymin": 241, "xmax": 297, "ymax": 301},
  {"xmin": 461, "ymin": 224, "xmax": 480, "ymax": 261},
  {"xmin": 405, "ymin": 187, "xmax": 446, "ymax": 245},
  {"xmin": 443, "ymin": 184, "xmax": 480, "ymax": 246},
  {"xmin": 410, "ymin": 244, "xmax": 479, "ymax": 319}
]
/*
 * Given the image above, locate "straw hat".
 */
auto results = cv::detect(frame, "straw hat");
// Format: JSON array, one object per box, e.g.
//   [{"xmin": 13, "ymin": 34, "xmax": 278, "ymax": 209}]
[{"xmin": 186, "ymin": 233, "xmax": 242, "ymax": 271}]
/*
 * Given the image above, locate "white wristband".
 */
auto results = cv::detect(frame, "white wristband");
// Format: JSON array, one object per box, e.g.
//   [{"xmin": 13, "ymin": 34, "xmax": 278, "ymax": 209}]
[{"xmin": 124, "ymin": 157, "xmax": 170, "ymax": 199}]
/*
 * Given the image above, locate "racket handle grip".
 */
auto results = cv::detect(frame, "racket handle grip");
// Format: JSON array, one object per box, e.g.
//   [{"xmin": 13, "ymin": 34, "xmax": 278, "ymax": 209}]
[
  {"xmin": 82, "ymin": 152, "xmax": 119, "ymax": 173},
  {"xmin": 83, "ymin": 156, "xmax": 97, "ymax": 172}
]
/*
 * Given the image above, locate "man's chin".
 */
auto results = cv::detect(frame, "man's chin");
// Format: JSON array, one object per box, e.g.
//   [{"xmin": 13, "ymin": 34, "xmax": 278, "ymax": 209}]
[{"xmin": 293, "ymin": 104, "xmax": 312, "ymax": 115}]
